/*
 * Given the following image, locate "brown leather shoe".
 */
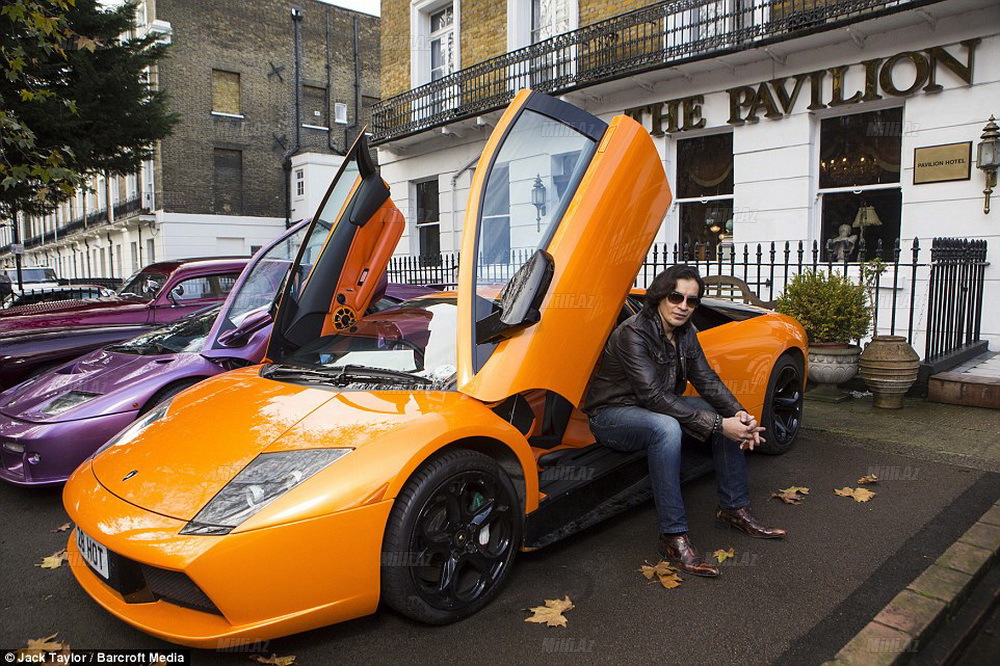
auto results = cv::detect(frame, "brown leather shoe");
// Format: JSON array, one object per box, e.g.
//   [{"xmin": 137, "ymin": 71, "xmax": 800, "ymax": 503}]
[
  {"xmin": 657, "ymin": 533, "xmax": 720, "ymax": 577},
  {"xmin": 716, "ymin": 506, "xmax": 787, "ymax": 539}
]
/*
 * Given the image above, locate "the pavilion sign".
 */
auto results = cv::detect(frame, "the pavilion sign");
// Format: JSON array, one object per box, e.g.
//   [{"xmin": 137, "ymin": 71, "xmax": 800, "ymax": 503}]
[{"xmin": 623, "ymin": 39, "xmax": 979, "ymax": 135}]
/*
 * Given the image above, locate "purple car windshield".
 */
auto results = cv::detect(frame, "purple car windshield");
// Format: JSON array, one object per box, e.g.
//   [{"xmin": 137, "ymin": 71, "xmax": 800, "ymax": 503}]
[
  {"xmin": 117, "ymin": 271, "xmax": 168, "ymax": 302},
  {"xmin": 106, "ymin": 306, "xmax": 221, "ymax": 355},
  {"xmin": 278, "ymin": 298, "xmax": 458, "ymax": 390}
]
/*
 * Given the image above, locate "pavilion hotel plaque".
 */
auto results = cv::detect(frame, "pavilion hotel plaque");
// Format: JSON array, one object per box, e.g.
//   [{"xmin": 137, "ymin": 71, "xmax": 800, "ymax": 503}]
[{"xmin": 913, "ymin": 142, "xmax": 972, "ymax": 184}]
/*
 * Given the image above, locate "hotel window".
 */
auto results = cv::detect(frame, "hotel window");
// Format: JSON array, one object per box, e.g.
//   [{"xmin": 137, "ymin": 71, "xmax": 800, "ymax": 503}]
[
  {"xmin": 676, "ymin": 132, "xmax": 734, "ymax": 258},
  {"xmin": 414, "ymin": 179, "xmax": 441, "ymax": 264},
  {"xmin": 818, "ymin": 108, "xmax": 902, "ymax": 262},
  {"xmin": 211, "ymin": 70, "xmax": 241, "ymax": 116}
]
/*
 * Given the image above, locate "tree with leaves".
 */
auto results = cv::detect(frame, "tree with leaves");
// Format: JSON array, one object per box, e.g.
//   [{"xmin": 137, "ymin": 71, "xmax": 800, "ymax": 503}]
[{"xmin": 0, "ymin": 0, "xmax": 179, "ymax": 220}]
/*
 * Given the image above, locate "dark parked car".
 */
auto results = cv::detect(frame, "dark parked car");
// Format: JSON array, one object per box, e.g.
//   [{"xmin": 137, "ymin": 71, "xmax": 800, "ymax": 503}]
[
  {"xmin": 0, "ymin": 257, "xmax": 248, "ymax": 389},
  {"xmin": 3, "ymin": 284, "xmax": 117, "ymax": 311}
]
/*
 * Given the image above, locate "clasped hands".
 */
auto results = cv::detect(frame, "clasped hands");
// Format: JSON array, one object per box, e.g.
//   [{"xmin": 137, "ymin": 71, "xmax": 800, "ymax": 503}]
[{"xmin": 722, "ymin": 410, "xmax": 766, "ymax": 450}]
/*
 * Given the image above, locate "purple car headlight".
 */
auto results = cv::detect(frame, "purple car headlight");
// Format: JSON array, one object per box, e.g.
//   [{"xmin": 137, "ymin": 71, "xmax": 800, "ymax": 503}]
[
  {"xmin": 40, "ymin": 391, "xmax": 102, "ymax": 417},
  {"xmin": 180, "ymin": 449, "xmax": 351, "ymax": 536}
]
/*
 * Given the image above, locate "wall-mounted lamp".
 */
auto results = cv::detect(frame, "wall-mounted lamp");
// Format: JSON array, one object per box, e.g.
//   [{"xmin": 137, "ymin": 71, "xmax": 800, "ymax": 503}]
[
  {"xmin": 531, "ymin": 174, "xmax": 547, "ymax": 232},
  {"xmin": 977, "ymin": 115, "xmax": 998, "ymax": 214}
]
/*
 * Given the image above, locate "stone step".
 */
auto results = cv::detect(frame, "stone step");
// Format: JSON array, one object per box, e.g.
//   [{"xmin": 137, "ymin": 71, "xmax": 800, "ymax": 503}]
[{"xmin": 927, "ymin": 372, "xmax": 1000, "ymax": 409}]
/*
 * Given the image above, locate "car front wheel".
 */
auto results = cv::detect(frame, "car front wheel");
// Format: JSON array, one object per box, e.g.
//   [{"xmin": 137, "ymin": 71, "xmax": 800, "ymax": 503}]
[{"xmin": 381, "ymin": 449, "xmax": 521, "ymax": 624}]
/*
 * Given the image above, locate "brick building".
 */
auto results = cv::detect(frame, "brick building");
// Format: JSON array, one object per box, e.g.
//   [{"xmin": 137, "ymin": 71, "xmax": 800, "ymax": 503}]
[
  {"xmin": 1, "ymin": 0, "xmax": 378, "ymax": 281},
  {"xmin": 372, "ymin": 0, "xmax": 1000, "ymax": 354}
]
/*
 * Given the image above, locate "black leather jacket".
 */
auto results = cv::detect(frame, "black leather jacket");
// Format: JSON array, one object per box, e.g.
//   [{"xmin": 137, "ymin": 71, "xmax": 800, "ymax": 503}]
[{"xmin": 583, "ymin": 309, "xmax": 744, "ymax": 441}]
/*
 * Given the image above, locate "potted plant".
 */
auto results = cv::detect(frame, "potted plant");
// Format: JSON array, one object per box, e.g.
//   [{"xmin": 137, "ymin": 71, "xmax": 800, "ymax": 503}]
[{"xmin": 776, "ymin": 270, "xmax": 871, "ymax": 401}]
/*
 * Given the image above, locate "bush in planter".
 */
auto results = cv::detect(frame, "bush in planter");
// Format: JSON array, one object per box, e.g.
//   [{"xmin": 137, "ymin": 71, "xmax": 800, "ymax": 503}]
[{"xmin": 775, "ymin": 271, "xmax": 870, "ymax": 344}]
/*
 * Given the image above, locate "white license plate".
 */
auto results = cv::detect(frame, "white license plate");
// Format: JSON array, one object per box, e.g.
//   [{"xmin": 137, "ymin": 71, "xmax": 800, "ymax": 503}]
[{"xmin": 76, "ymin": 528, "xmax": 109, "ymax": 580}]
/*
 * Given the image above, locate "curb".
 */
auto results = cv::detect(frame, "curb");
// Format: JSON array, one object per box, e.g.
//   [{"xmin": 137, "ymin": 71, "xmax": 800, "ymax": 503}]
[{"xmin": 823, "ymin": 499, "xmax": 1000, "ymax": 665}]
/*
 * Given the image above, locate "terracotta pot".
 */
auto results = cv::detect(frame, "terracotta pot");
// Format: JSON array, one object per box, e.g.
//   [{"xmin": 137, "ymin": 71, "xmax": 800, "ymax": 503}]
[
  {"xmin": 859, "ymin": 335, "xmax": 920, "ymax": 409},
  {"xmin": 807, "ymin": 344, "xmax": 861, "ymax": 401}
]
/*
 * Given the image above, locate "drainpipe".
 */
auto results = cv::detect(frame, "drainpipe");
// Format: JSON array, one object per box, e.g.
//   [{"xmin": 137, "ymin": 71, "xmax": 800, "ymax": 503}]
[
  {"xmin": 343, "ymin": 16, "xmax": 361, "ymax": 149},
  {"xmin": 284, "ymin": 6, "xmax": 305, "ymax": 229},
  {"xmin": 324, "ymin": 10, "xmax": 343, "ymax": 155},
  {"xmin": 450, "ymin": 153, "xmax": 482, "ymax": 245}
]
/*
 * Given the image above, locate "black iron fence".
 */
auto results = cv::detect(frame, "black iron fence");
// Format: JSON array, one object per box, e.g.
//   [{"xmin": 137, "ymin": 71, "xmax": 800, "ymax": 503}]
[
  {"xmin": 372, "ymin": 0, "xmax": 937, "ymax": 143},
  {"xmin": 925, "ymin": 238, "xmax": 988, "ymax": 364},
  {"xmin": 385, "ymin": 235, "xmax": 990, "ymax": 365}
]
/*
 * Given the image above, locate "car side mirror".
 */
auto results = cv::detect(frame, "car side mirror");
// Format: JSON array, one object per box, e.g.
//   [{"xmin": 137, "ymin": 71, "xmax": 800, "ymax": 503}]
[
  {"xmin": 476, "ymin": 249, "xmax": 554, "ymax": 345},
  {"xmin": 218, "ymin": 309, "xmax": 273, "ymax": 348}
]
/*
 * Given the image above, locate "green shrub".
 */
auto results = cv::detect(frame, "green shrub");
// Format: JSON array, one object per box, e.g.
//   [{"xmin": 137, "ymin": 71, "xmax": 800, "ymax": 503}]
[{"xmin": 775, "ymin": 271, "xmax": 871, "ymax": 344}]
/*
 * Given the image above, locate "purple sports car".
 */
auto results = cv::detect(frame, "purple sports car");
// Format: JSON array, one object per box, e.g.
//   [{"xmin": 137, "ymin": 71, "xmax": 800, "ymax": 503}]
[
  {"xmin": 0, "ymin": 219, "xmax": 426, "ymax": 486},
  {"xmin": 0, "ymin": 257, "xmax": 249, "ymax": 389}
]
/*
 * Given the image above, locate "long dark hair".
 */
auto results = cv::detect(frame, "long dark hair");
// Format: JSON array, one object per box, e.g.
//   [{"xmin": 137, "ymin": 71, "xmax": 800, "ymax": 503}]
[{"xmin": 643, "ymin": 264, "xmax": 705, "ymax": 313}]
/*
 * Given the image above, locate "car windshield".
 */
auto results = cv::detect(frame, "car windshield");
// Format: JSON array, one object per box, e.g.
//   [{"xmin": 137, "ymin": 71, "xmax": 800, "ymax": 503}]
[
  {"xmin": 107, "ymin": 307, "xmax": 221, "ymax": 355},
  {"xmin": 5, "ymin": 267, "xmax": 57, "ymax": 283},
  {"xmin": 118, "ymin": 270, "xmax": 168, "ymax": 302},
  {"xmin": 223, "ymin": 226, "xmax": 308, "ymax": 330},
  {"xmin": 282, "ymin": 298, "xmax": 457, "ymax": 389}
]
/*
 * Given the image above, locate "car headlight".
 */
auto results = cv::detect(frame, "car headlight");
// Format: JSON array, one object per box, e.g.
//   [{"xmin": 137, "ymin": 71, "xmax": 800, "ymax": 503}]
[
  {"xmin": 90, "ymin": 400, "xmax": 173, "ymax": 460},
  {"xmin": 40, "ymin": 391, "xmax": 102, "ymax": 416},
  {"xmin": 180, "ymin": 449, "xmax": 351, "ymax": 536}
]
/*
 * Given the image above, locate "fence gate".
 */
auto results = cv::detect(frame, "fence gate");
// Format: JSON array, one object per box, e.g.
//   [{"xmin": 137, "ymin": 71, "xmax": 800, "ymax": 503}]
[{"xmin": 924, "ymin": 238, "xmax": 989, "ymax": 371}]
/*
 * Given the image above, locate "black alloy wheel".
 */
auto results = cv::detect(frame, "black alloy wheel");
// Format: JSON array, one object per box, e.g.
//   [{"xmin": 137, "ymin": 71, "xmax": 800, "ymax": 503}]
[
  {"xmin": 757, "ymin": 353, "xmax": 804, "ymax": 455},
  {"xmin": 381, "ymin": 449, "xmax": 521, "ymax": 624}
]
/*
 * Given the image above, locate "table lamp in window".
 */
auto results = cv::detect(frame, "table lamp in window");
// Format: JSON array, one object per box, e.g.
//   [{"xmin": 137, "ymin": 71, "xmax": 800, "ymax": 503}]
[{"xmin": 852, "ymin": 203, "xmax": 882, "ymax": 251}]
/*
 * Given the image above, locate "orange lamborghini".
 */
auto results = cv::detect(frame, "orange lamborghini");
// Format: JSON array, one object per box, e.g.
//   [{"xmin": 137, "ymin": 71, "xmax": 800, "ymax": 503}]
[{"xmin": 64, "ymin": 91, "xmax": 807, "ymax": 646}]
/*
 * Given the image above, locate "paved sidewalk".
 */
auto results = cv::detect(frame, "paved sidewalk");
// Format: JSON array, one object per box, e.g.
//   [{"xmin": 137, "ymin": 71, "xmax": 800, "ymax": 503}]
[
  {"xmin": 803, "ymin": 393, "xmax": 1000, "ymax": 665},
  {"xmin": 804, "ymin": 394, "xmax": 1000, "ymax": 473}
]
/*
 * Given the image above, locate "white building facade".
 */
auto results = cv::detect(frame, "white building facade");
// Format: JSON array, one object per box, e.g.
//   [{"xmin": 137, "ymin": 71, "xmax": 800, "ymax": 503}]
[{"xmin": 373, "ymin": 0, "xmax": 1000, "ymax": 355}]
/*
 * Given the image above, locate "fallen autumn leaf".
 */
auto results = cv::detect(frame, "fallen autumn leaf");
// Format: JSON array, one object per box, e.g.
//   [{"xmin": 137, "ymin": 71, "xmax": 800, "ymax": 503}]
[
  {"xmin": 835, "ymin": 486, "xmax": 877, "ymax": 502},
  {"xmin": 857, "ymin": 474, "xmax": 879, "ymax": 485},
  {"xmin": 771, "ymin": 486, "xmax": 809, "ymax": 504},
  {"xmin": 51, "ymin": 522, "xmax": 71, "ymax": 533},
  {"xmin": 713, "ymin": 548, "xmax": 736, "ymax": 563},
  {"xmin": 36, "ymin": 550, "xmax": 68, "ymax": 569},
  {"xmin": 639, "ymin": 560, "xmax": 677, "ymax": 580},
  {"xmin": 638, "ymin": 560, "xmax": 684, "ymax": 589},
  {"xmin": 524, "ymin": 596, "xmax": 575, "ymax": 627},
  {"xmin": 251, "ymin": 655, "xmax": 296, "ymax": 666},
  {"xmin": 18, "ymin": 633, "xmax": 70, "ymax": 660}
]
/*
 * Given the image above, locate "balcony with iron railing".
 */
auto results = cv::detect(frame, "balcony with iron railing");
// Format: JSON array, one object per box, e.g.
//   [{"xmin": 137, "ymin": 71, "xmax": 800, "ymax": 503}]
[
  {"xmin": 9, "ymin": 195, "xmax": 145, "ymax": 253},
  {"xmin": 372, "ymin": 0, "xmax": 941, "ymax": 144}
]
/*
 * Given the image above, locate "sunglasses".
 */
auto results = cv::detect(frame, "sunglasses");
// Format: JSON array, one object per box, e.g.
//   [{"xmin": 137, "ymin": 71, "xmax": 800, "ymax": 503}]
[{"xmin": 665, "ymin": 291, "xmax": 701, "ymax": 308}]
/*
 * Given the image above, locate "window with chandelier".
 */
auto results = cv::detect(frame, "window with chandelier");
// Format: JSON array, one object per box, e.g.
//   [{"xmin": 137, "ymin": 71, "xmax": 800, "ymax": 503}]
[
  {"xmin": 819, "ymin": 108, "xmax": 902, "ymax": 262},
  {"xmin": 676, "ymin": 132, "xmax": 734, "ymax": 259}
]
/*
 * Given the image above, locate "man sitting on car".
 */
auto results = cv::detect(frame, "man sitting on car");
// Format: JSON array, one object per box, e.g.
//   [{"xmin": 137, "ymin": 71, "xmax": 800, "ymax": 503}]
[{"xmin": 584, "ymin": 264, "xmax": 785, "ymax": 578}]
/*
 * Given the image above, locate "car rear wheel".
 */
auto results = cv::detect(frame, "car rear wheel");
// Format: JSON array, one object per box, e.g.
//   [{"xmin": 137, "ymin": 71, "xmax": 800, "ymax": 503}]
[
  {"xmin": 757, "ymin": 352, "xmax": 804, "ymax": 455},
  {"xmin": 381, "ymin": 449, "xmax": 521, "ymax": 624}
]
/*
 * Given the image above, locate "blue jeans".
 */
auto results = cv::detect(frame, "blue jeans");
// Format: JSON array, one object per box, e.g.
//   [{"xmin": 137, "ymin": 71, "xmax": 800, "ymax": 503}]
[{"xmin": 588, "ymin": 397, "xmax": 749, "ymax": 534}]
